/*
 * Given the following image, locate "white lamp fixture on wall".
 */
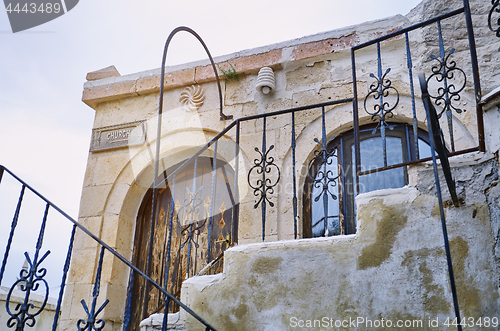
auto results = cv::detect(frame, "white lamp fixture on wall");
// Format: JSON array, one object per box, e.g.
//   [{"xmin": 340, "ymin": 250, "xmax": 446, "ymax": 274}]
[{"xmin": 256, "ymin": 67, "xmax": 276, "ymax": 94}]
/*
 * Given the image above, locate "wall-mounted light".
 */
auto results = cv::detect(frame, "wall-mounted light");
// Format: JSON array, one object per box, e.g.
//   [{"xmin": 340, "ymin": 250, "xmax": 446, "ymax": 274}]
[{"xmin": 256, "ymin": 67, "xmax": 275, "ymax": 94}]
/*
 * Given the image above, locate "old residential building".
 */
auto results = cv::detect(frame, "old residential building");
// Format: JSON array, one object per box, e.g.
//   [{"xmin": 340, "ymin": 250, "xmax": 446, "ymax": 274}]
[{"xmin": 1, "ymin": 0, "xmax": 500, "ymax": 330}]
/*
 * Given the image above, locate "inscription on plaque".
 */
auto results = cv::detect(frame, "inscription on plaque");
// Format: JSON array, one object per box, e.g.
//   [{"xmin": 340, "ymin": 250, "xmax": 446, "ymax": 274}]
[{"xmin": 90, "ymin": 120, "xmax": 146, "ymax": 152}]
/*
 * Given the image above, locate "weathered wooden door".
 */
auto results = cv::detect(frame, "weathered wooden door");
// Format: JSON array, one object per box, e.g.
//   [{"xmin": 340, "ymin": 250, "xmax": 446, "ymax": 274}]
[{"xmin": 127, "ymin": 157, "xmax": 237, "ymax": 330}]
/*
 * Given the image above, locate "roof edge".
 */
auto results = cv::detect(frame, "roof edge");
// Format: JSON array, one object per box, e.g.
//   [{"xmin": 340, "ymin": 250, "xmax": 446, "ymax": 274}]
[{"xmin": 82, "ymin": 14, "xmax": 407, "ymax": 109}]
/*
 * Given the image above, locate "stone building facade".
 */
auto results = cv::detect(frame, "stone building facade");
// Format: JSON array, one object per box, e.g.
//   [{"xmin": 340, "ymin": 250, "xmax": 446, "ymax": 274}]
[{"xmin": 60, "ymin": 0, "xmax": 500, "ymax": 330}]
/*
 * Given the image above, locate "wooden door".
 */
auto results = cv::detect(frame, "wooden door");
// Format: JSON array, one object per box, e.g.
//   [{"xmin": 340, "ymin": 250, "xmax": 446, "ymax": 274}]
[{"xmin": 127, "ymin": 157, "xmax": 237, "ymax": 330}]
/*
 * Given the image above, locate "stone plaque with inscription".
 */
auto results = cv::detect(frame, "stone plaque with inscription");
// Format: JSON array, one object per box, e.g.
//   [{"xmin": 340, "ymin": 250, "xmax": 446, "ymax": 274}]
[{"xmin": 90, "ymin": 120, "xmax": 146, "ymax": 152}]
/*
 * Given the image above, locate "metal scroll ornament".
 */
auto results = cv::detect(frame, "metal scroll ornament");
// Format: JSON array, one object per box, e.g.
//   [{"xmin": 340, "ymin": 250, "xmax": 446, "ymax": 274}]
[
  {"xmin": 248, "ymin": 145, "xmax": 280, "ymax": 209},
  {"xmin": 426, "ymin": 47, "xmax": 466, "ymax": 152},
  {"xmin": 6, "ymin": 251, "xmax": 50, "ymax": 330},
  {"xmin": 426, "ymin": 48, "xmax": 466, "ymax": 119},
  {"xmin": 177, "ymin": 186, "xmax": 207, "ymax": 249},
  {"xmin": 177, "ymin": 186, "xmax": 208, "ymax": 278},
  {"xmin": 489, "ymin": 0, "xmax": 500, "ymax": 37},
  {"xmin": 363, "ymin": 54, "xmax": 399, "ymax": 167},
  {"xmin": 363, "ymin": 67, "xmax": 399, "ymax": 130},
  {"xmin": 77, "ymin": 299, "xmax": 108, "ymax": 331},
  {"xmin": 77, "ymin": 247, "xmax": 109, "ymax": 331},
  {"xmin": 307, "ymin": 138, "xmax": 339, "ymax": 204}
]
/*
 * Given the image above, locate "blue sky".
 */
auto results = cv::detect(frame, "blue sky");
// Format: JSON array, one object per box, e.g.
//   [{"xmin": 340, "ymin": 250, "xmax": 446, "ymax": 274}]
[{"xmin": 0, "ymin": 0, "xmax": 422, "ymax": 292}]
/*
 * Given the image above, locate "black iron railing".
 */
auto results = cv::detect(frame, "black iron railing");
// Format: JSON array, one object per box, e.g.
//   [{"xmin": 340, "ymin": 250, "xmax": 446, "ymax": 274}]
[
  {"xmin": 155, "ymin": 1, "xmax": 487, "ymax": 244},
  {"xmin": 147, "ymin": 2, "xmax": 486, "ymax": 330},
  {"xmin": 351, "ymin": 0, "xmax": 484, "ymax": 189},
  {"xmin": 1, "ymin": 0, "xmax": 495, "ymax": 330},
  {"xmin": 153, "ymin": 98, "xmax": 353, "ymax": 240},
  {"xmin": 0, "ymin": 165, "xmax": 218, "ymax": 330},
  {"xmin": 419, "ymin": 72, "xmax": 462, "ymax": 329}
]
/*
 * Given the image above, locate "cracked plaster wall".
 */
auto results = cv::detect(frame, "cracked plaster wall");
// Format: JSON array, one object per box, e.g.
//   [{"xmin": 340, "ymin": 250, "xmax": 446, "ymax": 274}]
[{"xmin": 182, "ymin": 159, "xmax": 500, "ymax": 330}]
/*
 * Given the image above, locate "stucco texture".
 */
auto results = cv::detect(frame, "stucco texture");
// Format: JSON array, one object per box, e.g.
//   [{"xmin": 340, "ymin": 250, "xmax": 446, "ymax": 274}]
[{"xmin": 182, "ymin": 183, "xmax": 499, "ymax": 330}]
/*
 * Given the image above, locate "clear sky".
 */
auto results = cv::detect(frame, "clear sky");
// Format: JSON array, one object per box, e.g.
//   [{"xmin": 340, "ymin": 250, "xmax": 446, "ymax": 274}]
[{"xmin": 0, "ymin": 0, "xmax": 422, "ymax": 292}]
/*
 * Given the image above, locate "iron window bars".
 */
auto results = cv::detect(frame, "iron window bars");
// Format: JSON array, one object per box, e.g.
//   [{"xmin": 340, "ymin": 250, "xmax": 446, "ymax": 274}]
[
  {"xmin": 303, "ymin": 123, "xmax": 435, "ymax": 238},
  {"xmin": 350, "ymin": 0, "xmax": 484, "ymax": 194}
]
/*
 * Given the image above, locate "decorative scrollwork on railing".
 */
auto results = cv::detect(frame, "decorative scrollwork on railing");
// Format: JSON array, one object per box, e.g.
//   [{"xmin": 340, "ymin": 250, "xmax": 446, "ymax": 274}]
[
  {"xmin": 77, "ymin": 247, "xmax": 109, "ymax": 331},
  {"xmin": 363, "ymin": 67, "xmax": 399, "ymax": 130},
  {"xmin": 176, "ymin": 185, "xmax": 208, "ymax": 278},
  {"xmin": 363, "ymin": 43, "xmax": 400, "ymax": 166},
  {"xmin": 77, "ymin": 299, "xmax": 109, "ymax": 331},
  {"xmin": 179, "ymin": 221, "xmax": 206, "ymax": 248},
  {"xmin": 6, "ymin": 251, "xmax": 50, "ymax": 330},
  {"xmin": 489, "ymin": 0, "xmax": 500, "ymax": 37},
  {"xmin": 177, "ymin": 186, "xmax": 206, "ymax": 225},
  {"xmin": 426, "ymin": 48, "xmax": 467, "ymax": 119},
  {"xmin": 247, "ymin": 145, "xmax": 281, "ymax": 209},
  {"xmin": 307, "ymin": 130, "xmax": 340, "ymax": 237},
  {"xmin": 177, "ymin": 186, "xmax": 207, "ymax": 249},
  {"xmin": 307, "ymin": 138, "xmax": 339, "ymax": 203}
]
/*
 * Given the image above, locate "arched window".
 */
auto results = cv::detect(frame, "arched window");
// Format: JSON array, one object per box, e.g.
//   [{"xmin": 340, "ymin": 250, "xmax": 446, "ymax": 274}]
[
  {"xmin": 303, "ymin": 123, "xmax": 432, "ymax": 238},
  {"xmin": 127, "ymin": 156, "xmax": 237, "ymax": 330}
]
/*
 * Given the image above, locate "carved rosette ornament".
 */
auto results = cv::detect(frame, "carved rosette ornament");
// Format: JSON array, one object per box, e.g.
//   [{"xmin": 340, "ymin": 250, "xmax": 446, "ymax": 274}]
[{"xmin": 180, "ymin": 85, "xmax": 205, "ymax": 111}]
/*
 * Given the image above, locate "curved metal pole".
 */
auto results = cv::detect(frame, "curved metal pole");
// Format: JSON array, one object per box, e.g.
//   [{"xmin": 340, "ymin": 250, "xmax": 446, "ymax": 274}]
[
  {"xmin": 148, "ymin": 26, "xmax": 226, "ymax": 330},
  {"xmin": 149, "ymin": 29, "xmax": 229, "ymax": 289},
  {"xmin": 151, "ymin": 26, "xmax": 229, "ymax": 277},
  {"xmin": 158, "ymin": 26, "xmax": 229, "ymax": 124},
  {"xmin": 154, "ymin": 26, "xmax": 229, "ymax": 200}
]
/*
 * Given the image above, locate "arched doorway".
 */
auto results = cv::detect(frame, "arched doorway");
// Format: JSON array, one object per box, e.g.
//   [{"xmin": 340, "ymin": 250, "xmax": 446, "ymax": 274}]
[{"xmin": 126, "ymin": 156, "xmax": 237, "ymax": 330}]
